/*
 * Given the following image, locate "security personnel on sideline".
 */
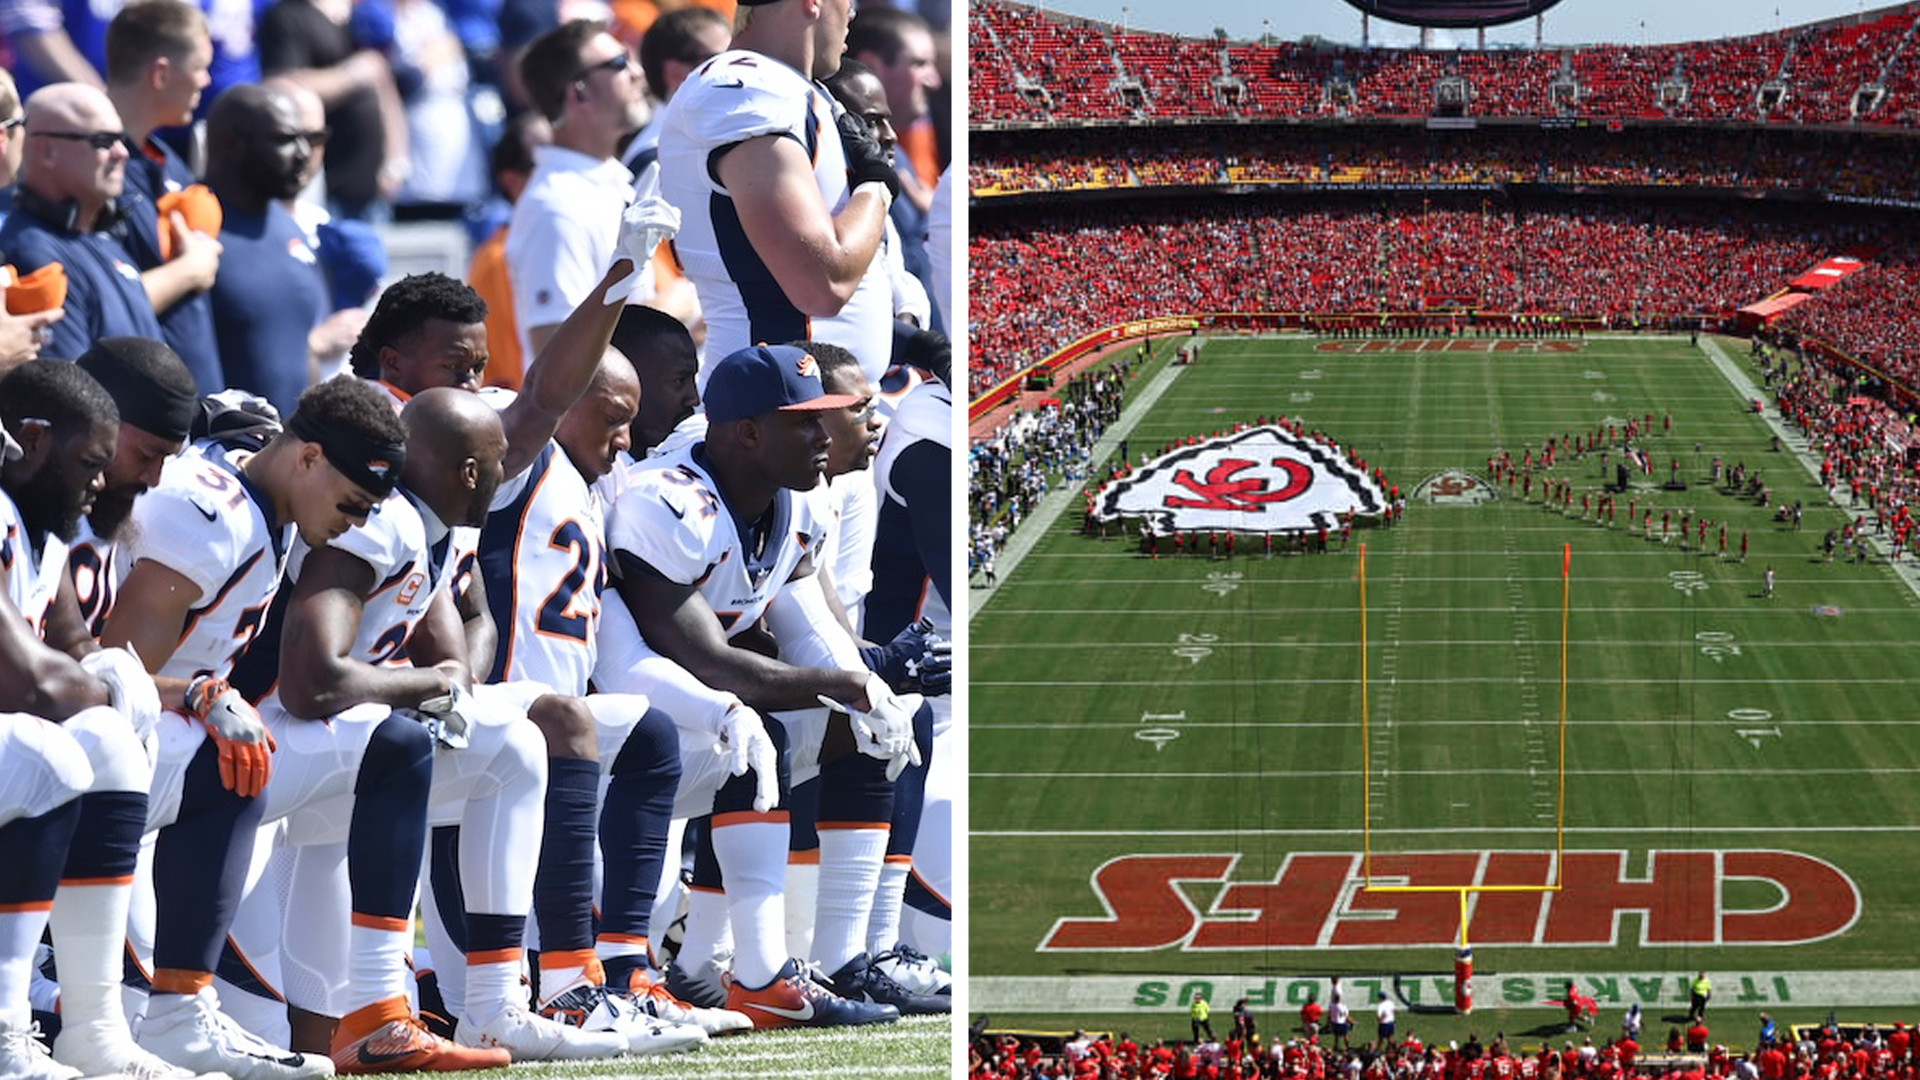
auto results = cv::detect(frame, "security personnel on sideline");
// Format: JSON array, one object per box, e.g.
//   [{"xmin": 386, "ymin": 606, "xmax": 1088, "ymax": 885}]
[
  {"xmin": 1690, "ymin": 972, "xmax": 1712, "ymax": 1021},
  {"xmin": 1190, "ymin": 993, "xmax": 1214, "ymax": 1043}
]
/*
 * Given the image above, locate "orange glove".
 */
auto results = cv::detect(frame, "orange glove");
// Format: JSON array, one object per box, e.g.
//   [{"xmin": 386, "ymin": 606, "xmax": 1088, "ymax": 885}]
[
  {"xmin": 185, "ymin": 675, "xmax": 275, "ymax": 798},
  {"xmin": 155, "ymin": 185, "xmax": 223, "ymax": 261},
  {"xmin": 1, "ymin": 263, "xmax": 68, "ymax": 315}
]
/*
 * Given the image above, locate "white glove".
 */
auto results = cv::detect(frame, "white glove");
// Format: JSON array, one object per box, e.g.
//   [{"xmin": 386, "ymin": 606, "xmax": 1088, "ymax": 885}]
[
  {"xmin": 605, "ymin": 197, "xmax": 682, "ymax": 305},
  {"xmin": 80, "ymin": 646, "xmax": 160, "ymax": 741},
  {"xmin": 818, "ymin": 673, "xmax": 922, "ymax": 782},
  {"xmin": 717, "ymin": 703, "xmax": 778, "ymax": 813},
  {"xmin": 416, "ymin": 683, "xmax": 476, "ymax": 749}
]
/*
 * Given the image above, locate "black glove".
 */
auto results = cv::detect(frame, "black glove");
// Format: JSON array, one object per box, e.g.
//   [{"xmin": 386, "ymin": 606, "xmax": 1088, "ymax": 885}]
[
  {"xmin": 836, "ymin": 110, "xmax": 900, "ymax": 201},
  {"xmin": 859, "ymin": 618, "xmax": 951, "ymax": 695},
  {"xmin": 892, "ymin": 321, "xmax": 951, "ymax": 387}
]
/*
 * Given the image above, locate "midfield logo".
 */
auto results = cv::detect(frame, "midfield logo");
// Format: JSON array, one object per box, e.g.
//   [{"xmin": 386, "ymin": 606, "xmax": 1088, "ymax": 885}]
[
  {"xmin": 1096, "ymin": 425, "xmax": 1384, "ymax": 533},
  {"xmin": 1039, "ymin": 850, "xmax": 1859, "ymax": 951}
]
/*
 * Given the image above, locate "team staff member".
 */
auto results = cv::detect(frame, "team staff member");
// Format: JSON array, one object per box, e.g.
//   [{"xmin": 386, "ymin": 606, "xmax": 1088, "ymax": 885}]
[
  {"xmin": 655, "ymin": 0, "xmax": 898, "ymax": 386},
  {"xmin": 0, "ymin": 84, "xmax": 164, "ymax": 362},
  {"xmin": 102, "ymin": 0, "xmax": 222, "ymax": 393},
  {"xmin": 507, "ymin": 20, "xmax": 649, "ymax": 361}
]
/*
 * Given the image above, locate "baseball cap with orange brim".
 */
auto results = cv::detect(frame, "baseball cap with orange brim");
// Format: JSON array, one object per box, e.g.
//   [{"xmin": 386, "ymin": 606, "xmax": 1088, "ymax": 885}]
[{"xmin": 703, "ymin": 343, "xmax": 860, "ymax": 424}]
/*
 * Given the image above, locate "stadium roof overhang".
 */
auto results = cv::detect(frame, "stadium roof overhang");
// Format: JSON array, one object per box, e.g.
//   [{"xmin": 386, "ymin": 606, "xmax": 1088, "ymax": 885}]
[{"xmin": 1338, "ymin": 0, "xmax": 1565, "ymax": 28}]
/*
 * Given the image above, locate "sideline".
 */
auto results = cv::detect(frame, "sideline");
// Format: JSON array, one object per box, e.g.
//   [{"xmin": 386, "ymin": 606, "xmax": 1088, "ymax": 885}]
[
  {"xmin": 968, "ymin": 345, "xmax": 1193, "ymax": 621},
  {"xmin": 1696, "ymin": 335, "xmax": 1920, "ymax": 601}
]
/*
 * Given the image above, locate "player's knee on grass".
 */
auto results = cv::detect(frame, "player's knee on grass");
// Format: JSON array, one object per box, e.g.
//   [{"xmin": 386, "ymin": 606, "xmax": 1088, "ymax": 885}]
[{"xmin": 528, "ymin": 693, "xmax": 598, "ymax": 760}]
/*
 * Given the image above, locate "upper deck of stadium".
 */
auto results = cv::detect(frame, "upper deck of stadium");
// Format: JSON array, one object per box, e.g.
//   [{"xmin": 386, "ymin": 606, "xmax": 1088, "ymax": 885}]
[{"xmin": 971, "ymin": 0, "xmax": 1920, "ymax": 129}]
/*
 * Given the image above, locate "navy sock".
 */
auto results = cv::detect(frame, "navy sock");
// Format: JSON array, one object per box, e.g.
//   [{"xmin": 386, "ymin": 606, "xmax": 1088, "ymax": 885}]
[
  {"xmin": 532, "ymin": 756, "xmax": 600, "ymax": 954},
  {"xmin": 599, "ymin": 708, "xmax": 681, "ymax": 943},
  {"xmin": 429, "ymin": 826, "xmax": 468, "ymax": 953},
  {"xmin": 0, "ymin": 799, "xmax": 81, "ymax": 905},
  {"xmin": 154, "ymin": 739, "xmax": 266, "ymax": 973},
  {"xmin": 350, "ymin": 715, "xmax": 434, "ymax": 919},
  {"xmin": 62, "ymin": 790, "xmax": 145, "ymax": 881},
  {"xmin": 885, "ymin": 701, "xmax": 935, "ymax": 858}
]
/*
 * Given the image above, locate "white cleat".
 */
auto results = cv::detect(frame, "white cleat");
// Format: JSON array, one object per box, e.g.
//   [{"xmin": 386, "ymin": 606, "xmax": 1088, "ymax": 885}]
[
  {"xmin": 537, "ymin": 977, "xmax": 706, "ymax": 1056},
  {"xmin": 453, "ymin": 1005, "xmax": 624, "ymax": 1062},
  {"xmin": 622, "ymin": 971, "xmax": 750, "ymax": 1037},
  {"xmin": 53, "ymin": 1020, "xmax": 230, "ymax": 1080},
  {"xmin": 1, "ymin": 1019, "xmax": 81, "ymax": 1080},
  {"xmin": 871, "ymin": 945, "xmax": 950, "ymax": 996},
  {"xmin": 135, "ymin": 989, "xmax": 330, "ymax": 1080}
]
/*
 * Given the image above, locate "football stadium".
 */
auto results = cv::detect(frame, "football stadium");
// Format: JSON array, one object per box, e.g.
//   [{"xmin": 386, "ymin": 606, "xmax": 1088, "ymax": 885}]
[{"xmin": 966, "ymin": 1, "xmax": 1920, "ymax": 1076}]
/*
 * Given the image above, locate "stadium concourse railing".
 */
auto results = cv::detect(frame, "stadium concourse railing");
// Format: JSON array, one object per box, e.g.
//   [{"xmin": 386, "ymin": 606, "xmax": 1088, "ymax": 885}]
[{"xmin": 970, "ymin": 311, "xmax": 1667, "ymax": 424}]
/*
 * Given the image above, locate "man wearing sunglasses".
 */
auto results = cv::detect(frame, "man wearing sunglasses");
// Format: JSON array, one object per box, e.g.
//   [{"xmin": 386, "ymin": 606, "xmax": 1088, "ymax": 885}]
[
  {"xmin": 508, "ymin": 21, "xmax": 651, "ymax": 366},
  {"xmin": 0, "ymin": 82, "xmax": 164, "ymax": 363}
]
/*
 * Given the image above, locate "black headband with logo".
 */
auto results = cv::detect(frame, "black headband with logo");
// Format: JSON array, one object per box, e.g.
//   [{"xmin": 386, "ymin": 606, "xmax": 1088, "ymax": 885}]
[{"xmin": 285, "ymin": 409, "xmax": 404, "ymax": 499}]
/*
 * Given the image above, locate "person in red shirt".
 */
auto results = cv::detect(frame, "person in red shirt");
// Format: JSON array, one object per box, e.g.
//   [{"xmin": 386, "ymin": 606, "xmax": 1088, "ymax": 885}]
[
  {"xmin": 1301, "ymin": 994, "xmax": 1325, "ymax": 1042},
  {"xmin": 1688, "ymin": 1021, "xmax": 1711, "ymax": 1052}
]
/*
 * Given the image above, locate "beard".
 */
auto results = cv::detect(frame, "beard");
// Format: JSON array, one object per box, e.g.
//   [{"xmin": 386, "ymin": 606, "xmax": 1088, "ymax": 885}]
[
  {"xmin": 87, "ymin": 484, "xmax": 140, "ymax": 541},
  {"xmin": 14, "ymin": 463, "xmax": 87, "ymax": 544}
]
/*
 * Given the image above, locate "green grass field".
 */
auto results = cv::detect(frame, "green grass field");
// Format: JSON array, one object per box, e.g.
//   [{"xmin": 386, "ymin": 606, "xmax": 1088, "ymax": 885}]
[
  {"xmin": 969, "ymin": 334, "xmax": 1920, "ymax": 1051},
  {"xmin": 433, "ymin": 1016, "xmax": 951, "ymax": 1079}
]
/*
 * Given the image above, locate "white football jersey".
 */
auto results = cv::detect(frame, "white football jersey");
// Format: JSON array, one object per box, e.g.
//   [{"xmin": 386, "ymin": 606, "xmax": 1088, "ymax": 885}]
[
  {"xmin": 230, "ymin": 490, "xmax": 457, "ymax": 704},
  {"xmin": 604, "ymin": 442, "xmax": 828, "ymax": 639},
  {"xmin": 66, "ymin": 517, "xmax": 124, "ymax": 640},
  {"xmin": 658, "ymin": 49, "xmax": 892, "ymax": 386},
  {"xmin": 867, "ymin": 378, "xmax": 951, "ymax": 640},
  {"xmin": 0, "ymin": 489, "xmax": 66, "ymax": 636},
  {"xmin": 477, "ymin": 441, "xmax": 605, "ymax": 693},
  {"xmin": 122, "ymin": 446, "xmax": 292, "ymax": 682}
]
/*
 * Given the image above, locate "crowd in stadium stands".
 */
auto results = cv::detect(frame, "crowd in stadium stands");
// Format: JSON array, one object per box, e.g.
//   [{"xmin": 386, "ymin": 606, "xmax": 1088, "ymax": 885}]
[
  {"xmin": 972, "ymin": 128, "xmax": 1920, "ymax": 199},
  {"xmin": 1766, "ymin": 339, "xmax": 1920, "ymax": 558},
  {"xmin": 969, "ymin": 1019, "xmax": 1920, "ymax": 1080},
  {"xmin": 968, "ymin": 365, "xmax": 1125, "ymax": 566},
  {"xmin": 968, "ymin": 201, "xmax": 1886, "ymax": 395},
  {"xmin": 972, "ymin": 0, "xmax": 1920, "ymax": 127},
  {"xmin": 1774, "ymin": 252, "xmax": 1920, "ymax": 389}
]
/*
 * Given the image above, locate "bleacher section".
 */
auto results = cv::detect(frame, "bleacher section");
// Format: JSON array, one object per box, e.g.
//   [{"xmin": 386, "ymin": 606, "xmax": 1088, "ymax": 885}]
[{"xmin": 971, "ymin": 0, "xmax": 1920, "ymax": 126}]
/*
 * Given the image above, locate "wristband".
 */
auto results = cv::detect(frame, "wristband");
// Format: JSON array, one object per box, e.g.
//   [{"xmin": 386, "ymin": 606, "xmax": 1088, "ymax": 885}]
[
  {"xmin": 855, "ymin": 180, "xmax": 894, "ymax": 213},
  {"xmin": 185, "ymin": 673, "xmax": 226, "ymax": 717}
]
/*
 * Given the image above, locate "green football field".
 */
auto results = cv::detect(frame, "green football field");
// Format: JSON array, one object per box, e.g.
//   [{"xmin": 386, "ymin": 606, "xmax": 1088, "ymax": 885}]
[
  {"xmin": 410, "ymin": 1016, "xmax": 951, "ymax": 1080},
  {"xmin": 969, "ymin": 334, "xmax": 1920, "ymax": 1049}
]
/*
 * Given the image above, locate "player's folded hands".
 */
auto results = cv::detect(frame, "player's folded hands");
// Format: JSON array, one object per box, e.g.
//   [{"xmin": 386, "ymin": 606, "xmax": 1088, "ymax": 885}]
[
  {"xmin": 819, "ymin": 673, "xmax": 922, "ymax": 782},
  {"xmin": 716, "ymin": 703, "xmax": 778, "ymax": 813},
  {"xmin": 81, "ymin": 645, "xmax": 161, "ymax": 741},
  {"xmin": 415, "ymin": 682, "xmax": 476, "ymax": 749},
  {"xmin": 187, "ymin": 675, "xmax": 275, "ymax": 798}
]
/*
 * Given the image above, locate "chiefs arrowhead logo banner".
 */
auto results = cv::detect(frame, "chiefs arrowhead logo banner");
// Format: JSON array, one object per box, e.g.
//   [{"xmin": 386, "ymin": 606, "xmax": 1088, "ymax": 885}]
[{"xmin": 1096, "ymin": 425, "xmax": 1385, "ymax": 533}]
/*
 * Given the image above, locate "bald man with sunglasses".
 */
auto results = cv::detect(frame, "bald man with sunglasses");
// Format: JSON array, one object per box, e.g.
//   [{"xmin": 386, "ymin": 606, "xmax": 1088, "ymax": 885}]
[{"xmin": 0, "ymin": 83, "xmax": 164, "ymax": 362}]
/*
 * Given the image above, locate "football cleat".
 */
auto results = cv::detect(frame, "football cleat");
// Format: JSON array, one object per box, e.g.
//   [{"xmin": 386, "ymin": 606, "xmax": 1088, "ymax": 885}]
[
  {"xmin": 136, "ymin": 989, "xmax": 332, "ymax": 1080},
  {"xmin": 821, "ymin": 953, "xmax": 949, "ymax": 1015},
  {"xmin": 52, "ymin": 1019, "xmax": 228, "ymax": 1080},
  {"xmin": 537, "ymin": 978, "xmax": 706, "ymax": 1056},
  {"xmin": 871, "ymin": 944, "xmax": 950, "ymax": 996},
  {"xmin": 723, "ymin": 959, "xmax": 898, "ymax": 1030},
  {"xmin": 329, "ymin": 1019, "xmax": 507, "ymax": 1075},
  {"xmin": 621, "ymin": 970, "xmax": 751, "ymax": 1036},
  {"xmin": 1, "ymin": 1019, "xmax": 81, "ymax": 1080},
  {"xmin": 661, "ymin": 955, "xmax": 730, "ymax": 1011},
  {"xmin": 452, "ymin": 1004, "xmax": 624, "ymax": 1062}
]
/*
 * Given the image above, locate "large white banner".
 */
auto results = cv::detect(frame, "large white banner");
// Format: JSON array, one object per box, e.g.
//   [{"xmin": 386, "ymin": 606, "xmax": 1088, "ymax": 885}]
[{"xmin": 1095, "ymin": 425, "xmax": 1386, "ymax": 533}]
